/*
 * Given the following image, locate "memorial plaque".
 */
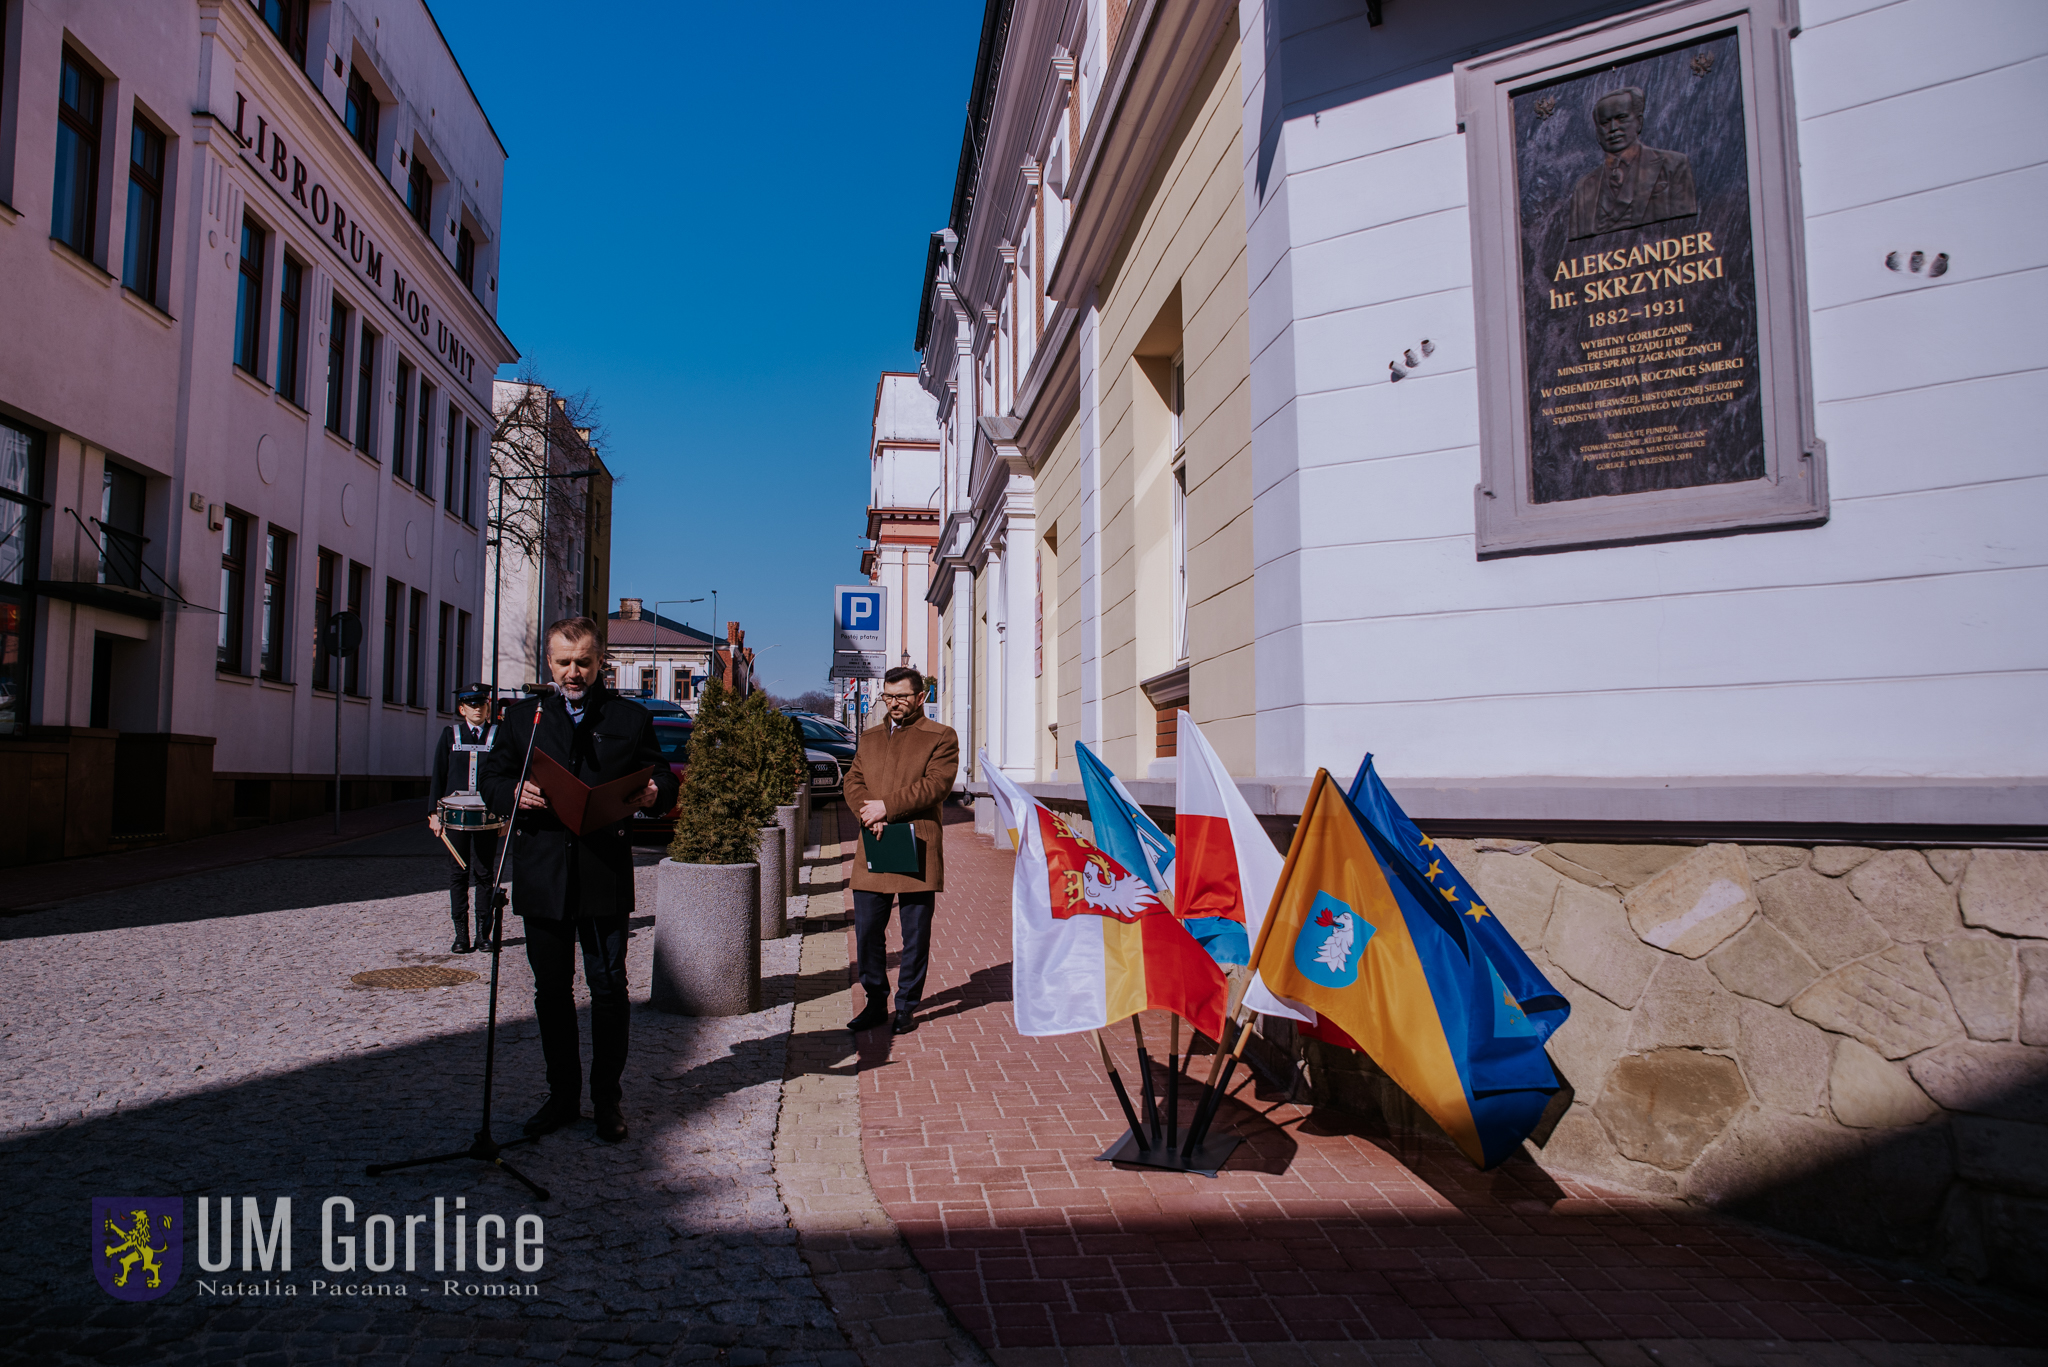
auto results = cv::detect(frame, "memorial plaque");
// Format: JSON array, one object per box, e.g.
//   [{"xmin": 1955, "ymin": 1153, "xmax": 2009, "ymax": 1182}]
[
  {"xmin": 1513, "ymin": 30, "xmax": 1760, "ymax": 502},
  {"xmin": 1457, "ymin": 0, "xmax": 1825, "ymax": 557}
]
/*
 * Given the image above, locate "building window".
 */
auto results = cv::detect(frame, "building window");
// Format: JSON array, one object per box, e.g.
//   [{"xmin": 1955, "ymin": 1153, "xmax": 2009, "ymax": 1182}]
[
  {"xmin": 406, "ymin": 589, "xmax": 425, "ymax": 706},
  {"xmin": 436, "ymin": 602, "xmax": 453, "ymax": 712},
  {"xmin": 460, "ymin": 418, "xmax": 478, "ymax": 525},
  {"xmin": 407, "ymin": 156, "xmax": 432, "ymax": 236},
  {"xmin": 382, "ymin": 578, "xmax": 402, "ymax": 702},
  {"xmin": 276, "ymin": 254, "xmax": 304, "ymax": 403},
  {"xmin": 392, "ymin": 358, "xmax": 413, "ymax": 482},
  {"xmin": 218, "ymin": 511, "xmax": 250, "ymax": 672},
  {"xmin": 52, "ymin": 48, "xmax": 103, "ymax": 259},
  {"xmin": 98, "ymin": 462, "xmax": 146, "ymax": 590},
  {"xmin": 325, "ymin": 298, "xmax": 348, "ymax": 434},
  {"xmin": 443, "ymin": 403, "xmax": 460, "ymax": 509},
  {"xmin": 456, "ymin": 225, "xmax": 476, "ymax": 289},
  {"xmin": 255, "ymin": 0, "xmax": 309, "ymax": 67},
  {"xmin": 313, "ymin": 548, "xmax": 337, "ymax": 690},
  {"xmin": 344, "ymin": 562, "xmax": 366, "ymax": 695},
  {"xmin": 639, "ymin": 667, "xmax": 655, "ymax": 695},
  {"xmin": 455, "ymin": 610, "xmax": 471, "ymax": 698},
  {"xmin": 123, "ymin": 114, "xmax": 166, "ymax": 303},
  {"xmin": 414, "ymin": 382, "xmax": 435, "ymax": 492},
  {"xmin": 344, "ymin": 67, "xmax": 379, "ymax": 161},
  {"xmin": 0, "ymin": 419, "xmax": 47, "ymax": 736},
  {"xmin": 259, "ymin": 526, "xmax": 290, "ymax": 681},
  {"xmin": 234, "ymin": 218, "xmax": 266, "ymax": 377},
  {"xmin": 354, "ymin": 323, "xmax": 378, "ymax": 455}
]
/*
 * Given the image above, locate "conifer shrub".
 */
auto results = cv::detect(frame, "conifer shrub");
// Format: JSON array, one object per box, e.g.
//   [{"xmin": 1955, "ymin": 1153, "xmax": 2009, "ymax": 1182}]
[{"xmin": 667, "ymin": 679, "xmax": 762, "ymax": 866}]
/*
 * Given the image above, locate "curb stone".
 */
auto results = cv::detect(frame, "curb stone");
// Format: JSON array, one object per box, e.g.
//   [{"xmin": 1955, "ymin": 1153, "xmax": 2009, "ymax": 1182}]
[{"xmin": 773, "ymin": 805, "xmax": 991, "ymax": 1367}]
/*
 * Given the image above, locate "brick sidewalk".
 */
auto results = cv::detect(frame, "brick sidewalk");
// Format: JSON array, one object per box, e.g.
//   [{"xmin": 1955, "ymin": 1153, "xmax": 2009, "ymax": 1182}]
[{"xmin": 835, "ymin": 808, "xmax": 2045, "ymax": 1365}]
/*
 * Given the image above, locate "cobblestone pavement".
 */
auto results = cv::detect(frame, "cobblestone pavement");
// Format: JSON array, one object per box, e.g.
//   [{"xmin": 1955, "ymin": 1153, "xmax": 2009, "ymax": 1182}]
[
  {"xmin": 841, "ymin": 809, "xmax": 2047, "ymax": 1367},
  {"xmin": 0, "ymin": 820, "xmax": 850, "ymax": 1366}
]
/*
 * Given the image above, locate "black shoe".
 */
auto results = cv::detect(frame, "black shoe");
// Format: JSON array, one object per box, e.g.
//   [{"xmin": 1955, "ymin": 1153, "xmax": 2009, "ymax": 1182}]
[
  {"xmin": 847, "ymin": 998, "xmax": 889, "ymax": 1032},
  {"xmin": 891, "ymin": 1008, "xmax": 919, "ymax": 1036},
  {"xmin": 594, "ymin": 1104, "xmax": 628, "ymax": 1143},
  {"xmin": 522, "ymin": 1097, "xmax": 580, "ymax": 1137},
  {"xmin": 450, "ymin": 930, "xmax": 473, "ymax": 954}
]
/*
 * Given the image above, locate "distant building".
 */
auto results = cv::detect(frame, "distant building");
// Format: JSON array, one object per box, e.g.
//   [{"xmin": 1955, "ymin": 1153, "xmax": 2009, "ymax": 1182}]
[
  {"xmin": 606, "ymin": 598, "xmax": 718, "ymax": 709},
  {"xmin": 849, "ymin": 373, "xmax": 941, "ymax": 730},
  {"xmin": 485, "ymin": 380, "xmax": 613, "ymax": 692},
  {"xmin": 0, "ymin": 0, "xmax": 516, "ymax": 863}
]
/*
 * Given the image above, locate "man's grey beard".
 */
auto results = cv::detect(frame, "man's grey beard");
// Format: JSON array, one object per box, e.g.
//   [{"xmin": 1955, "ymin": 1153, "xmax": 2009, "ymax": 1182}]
[{"xmin": 559, "ymin": 680, "xmax": 588, "ymax": 701}]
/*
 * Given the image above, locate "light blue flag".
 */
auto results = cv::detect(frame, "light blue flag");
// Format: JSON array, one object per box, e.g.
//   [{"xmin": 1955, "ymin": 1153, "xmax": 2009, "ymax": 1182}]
[{"xmin": 1074, "ymin": 741, "xmax": 1248, "ymax": 966}]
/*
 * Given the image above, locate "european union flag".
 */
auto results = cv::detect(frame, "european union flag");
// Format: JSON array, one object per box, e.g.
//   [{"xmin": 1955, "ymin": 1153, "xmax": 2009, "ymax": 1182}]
[{"xmin": 1347, "ymin": 755, "xmax": 1571, "ymax": 1045}]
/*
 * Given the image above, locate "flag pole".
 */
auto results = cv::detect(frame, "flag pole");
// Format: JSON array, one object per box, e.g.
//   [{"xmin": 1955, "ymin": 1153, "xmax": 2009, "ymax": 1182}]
[
  {"xmin": 1165, "ymin": 1015, "xmax": 1181, "ymax": 1152},
  {"xmin": 1181, "ymin": 773, "xmax": 1329, "ymax": 1161},
  {"xmin": 1182, "ymin": 1015, "xmax": 1256, "ymax": 1158},
  {"xmin": 1093, "ymin": 1031, "xmax": 1151, "ymax": 1152},
  {"xmin": 1132, "ymin": 1017, "xmax": 1162, "ymax": 1145}
]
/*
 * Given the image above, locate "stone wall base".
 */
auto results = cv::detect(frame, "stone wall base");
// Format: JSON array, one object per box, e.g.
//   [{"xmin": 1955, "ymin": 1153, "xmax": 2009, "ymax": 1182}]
[{"xmin": 1244, "ymin": 839, "xmax": 2048, "ymax": 1301}]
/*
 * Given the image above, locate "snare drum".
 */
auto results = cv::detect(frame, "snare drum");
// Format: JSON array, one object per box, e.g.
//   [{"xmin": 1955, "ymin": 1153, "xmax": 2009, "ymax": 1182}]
[{"xmin": 438, "ymin": 795, "xmax": 505, "ymax": 833}]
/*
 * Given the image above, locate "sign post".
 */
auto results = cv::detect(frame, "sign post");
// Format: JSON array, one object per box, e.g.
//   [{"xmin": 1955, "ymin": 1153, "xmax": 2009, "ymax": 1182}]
[{"xmin": 323, "ymin": 610, "xmax": 364, "ymax": 834}]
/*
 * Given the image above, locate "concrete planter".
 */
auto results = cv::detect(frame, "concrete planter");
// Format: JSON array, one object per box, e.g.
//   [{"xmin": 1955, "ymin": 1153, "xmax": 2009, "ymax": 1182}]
[
  {"xmin": 755, "ymin": 825, "xmax": 787, "ymax": 939},
  {"xmin": 795, "ymin": 783, "xmax": 811, "ymax": 870},
  {"xmin": 650, "ymin": 859, "xmax": 760, "ymax": 1016},
  {"xmin": 774, "ymin": 802, "xmax": 800, "ymax": 895}
]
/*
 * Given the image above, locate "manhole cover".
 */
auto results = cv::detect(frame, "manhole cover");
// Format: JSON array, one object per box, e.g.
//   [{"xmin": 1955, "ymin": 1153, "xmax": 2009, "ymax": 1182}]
[{"xmin": 351, "ymin": 966, "xmax": 480, "ymax": 989}]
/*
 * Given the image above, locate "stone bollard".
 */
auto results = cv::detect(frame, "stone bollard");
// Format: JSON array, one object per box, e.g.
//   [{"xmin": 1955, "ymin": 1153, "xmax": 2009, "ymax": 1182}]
[
  {"xmin": 774, "ymin": 802, "xmax": 800, "ymax": 898},
  {"xmin": 755, "ymin": 825, "xmax": 787, "ymax": 939},
  {"xmin": 795, "ymin": 783, "xmax": 811, "ymax": 873},
  {"xmin": 651, "ymin": 859, "xmax": 760, "ymax": 1016}
]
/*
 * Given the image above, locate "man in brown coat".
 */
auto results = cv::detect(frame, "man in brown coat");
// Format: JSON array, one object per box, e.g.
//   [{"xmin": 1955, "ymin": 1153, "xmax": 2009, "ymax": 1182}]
[{"xmin": 842, "ymin": 666, "xmax": 960, "ymax": 1035}]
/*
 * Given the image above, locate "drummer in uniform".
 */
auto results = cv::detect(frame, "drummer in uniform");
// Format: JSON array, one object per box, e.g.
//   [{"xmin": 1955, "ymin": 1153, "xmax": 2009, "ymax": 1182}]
[{"xmin": 430, "ymin": 682, "xmax": 502, "ymax": 953}]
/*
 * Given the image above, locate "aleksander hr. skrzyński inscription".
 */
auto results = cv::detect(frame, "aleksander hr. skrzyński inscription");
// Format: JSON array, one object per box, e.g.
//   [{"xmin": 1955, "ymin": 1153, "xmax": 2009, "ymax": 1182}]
[{"xmin": 1512, "ymin": 31, "xmax": 1763, "ymax": 504}]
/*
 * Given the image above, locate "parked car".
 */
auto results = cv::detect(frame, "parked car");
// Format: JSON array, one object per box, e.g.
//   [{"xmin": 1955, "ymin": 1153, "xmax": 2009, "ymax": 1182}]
[
  {"xmin": 794, "ymin": 714, "xmax": 856, "ymax": 785},
  {"xmin": 624, "ymin": 695, "xmax": 688, "ymax": 716},
  {"xmin": 630, "ymin": 716, "xmax": 693, "ymax": 842},
  {"xmin": 805, "ymin": 746, "xmax": 844, "ymax": 798}
]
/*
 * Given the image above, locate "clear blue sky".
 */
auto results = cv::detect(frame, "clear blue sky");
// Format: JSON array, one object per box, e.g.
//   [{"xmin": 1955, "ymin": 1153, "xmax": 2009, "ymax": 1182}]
[{"xmin": 431, "ymin": 1, "xmax": 979, "ymax": 697}]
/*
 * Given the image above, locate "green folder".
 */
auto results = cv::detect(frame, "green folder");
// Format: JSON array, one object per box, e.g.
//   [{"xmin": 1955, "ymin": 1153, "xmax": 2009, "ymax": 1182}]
[{"xmin": 861, "ymin": 822, "xmax": 921, "ymax": 874}]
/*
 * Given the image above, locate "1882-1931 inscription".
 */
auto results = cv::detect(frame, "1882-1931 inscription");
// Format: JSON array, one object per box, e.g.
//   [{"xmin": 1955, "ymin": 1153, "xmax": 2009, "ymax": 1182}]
[{"xmin": 1513, "ymin": 30, "xmax": 1763, "ymax": 503}]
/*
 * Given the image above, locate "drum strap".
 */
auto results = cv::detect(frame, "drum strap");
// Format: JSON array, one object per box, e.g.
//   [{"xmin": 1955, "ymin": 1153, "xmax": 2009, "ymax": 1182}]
[{"xmin": 451, "ymin": 723, "xmax": 497, "ymax": 796}]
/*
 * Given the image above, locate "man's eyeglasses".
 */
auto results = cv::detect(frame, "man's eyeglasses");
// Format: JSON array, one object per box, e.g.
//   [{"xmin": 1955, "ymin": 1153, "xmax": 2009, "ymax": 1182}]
[{"xmin": 881, "ymin": 691, "xmax": 918, "ymax": 704}]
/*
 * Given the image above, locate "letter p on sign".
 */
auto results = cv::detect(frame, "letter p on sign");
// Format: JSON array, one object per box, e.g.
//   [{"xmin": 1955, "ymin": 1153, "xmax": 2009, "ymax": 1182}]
[{"xmin": 843, "ymin": 592, "xmax": 880, "ymax": 631}]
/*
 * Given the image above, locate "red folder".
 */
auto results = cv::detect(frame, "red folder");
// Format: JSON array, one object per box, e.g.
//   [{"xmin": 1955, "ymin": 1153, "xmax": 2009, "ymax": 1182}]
[{"xmin": 529, "ymin": 750, "xmax": 654, "ymax": 835}]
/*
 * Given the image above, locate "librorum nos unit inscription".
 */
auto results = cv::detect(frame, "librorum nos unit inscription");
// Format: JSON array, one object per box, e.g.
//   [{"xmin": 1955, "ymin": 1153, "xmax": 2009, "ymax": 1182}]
[
  {"xmin": 1516, "ymin": 30, "xmax": 1759, "ymax": 502},
  {"xmin": 1457, "ymin": 0, "xmax": 1824, "ymax": 557}
]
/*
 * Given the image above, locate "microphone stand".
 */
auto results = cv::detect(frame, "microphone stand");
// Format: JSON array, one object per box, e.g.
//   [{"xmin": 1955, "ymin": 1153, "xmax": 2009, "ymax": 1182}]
[{"xmin": 367, "ymin": 698, "xmax": 550, "ymax": 1200}]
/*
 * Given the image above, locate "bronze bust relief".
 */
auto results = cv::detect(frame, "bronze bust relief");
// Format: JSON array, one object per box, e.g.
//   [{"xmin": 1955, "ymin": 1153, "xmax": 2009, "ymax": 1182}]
[{"xmin": 1566, "ymin": 86, "xmax": 1699, "ymax": 239}]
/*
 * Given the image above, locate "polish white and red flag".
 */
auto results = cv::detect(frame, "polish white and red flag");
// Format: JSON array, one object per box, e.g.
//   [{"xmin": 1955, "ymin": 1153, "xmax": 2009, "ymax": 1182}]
[{"xmin": 1173, "ymin": 711, "xmax": 1313, "ymax": 1023}]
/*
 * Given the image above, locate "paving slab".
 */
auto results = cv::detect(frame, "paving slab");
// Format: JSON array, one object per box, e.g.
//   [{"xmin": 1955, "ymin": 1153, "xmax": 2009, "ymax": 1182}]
[{"xmin": 0, "ymin": 833, "xmax": 846, "ymax": 1366}]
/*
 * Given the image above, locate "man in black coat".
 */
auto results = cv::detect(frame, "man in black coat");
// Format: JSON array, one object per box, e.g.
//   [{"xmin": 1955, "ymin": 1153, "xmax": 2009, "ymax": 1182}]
[{"xmin": 480, "ymin": 617, "xmax": 676, "ymax": 1144}]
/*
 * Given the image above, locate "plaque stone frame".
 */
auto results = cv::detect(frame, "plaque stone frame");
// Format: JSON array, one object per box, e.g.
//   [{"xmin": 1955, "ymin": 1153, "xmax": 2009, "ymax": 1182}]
[{"xmin": 1456, "ymin": 0, "xmax": 1825, "ymax": 557}]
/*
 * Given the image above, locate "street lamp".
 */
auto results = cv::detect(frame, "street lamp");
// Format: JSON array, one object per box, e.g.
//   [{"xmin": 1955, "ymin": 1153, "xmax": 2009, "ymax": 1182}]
[{"xmin": 488, "ymin": 466, "xmax": 596, "ymax": 705}]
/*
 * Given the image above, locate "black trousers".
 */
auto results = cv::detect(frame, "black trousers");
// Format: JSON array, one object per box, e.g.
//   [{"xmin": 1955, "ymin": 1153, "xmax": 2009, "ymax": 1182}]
[
  {"xmin": 852, "ymin": 890, "xmax": 936, "ymax": 1011},
  {"xmin": 445, "ymin": 828, "xmax": 501, "ymax": 919},
  {"xmin": 523, "ymin": 914, "xmax": 630, "ymax": 1108}
]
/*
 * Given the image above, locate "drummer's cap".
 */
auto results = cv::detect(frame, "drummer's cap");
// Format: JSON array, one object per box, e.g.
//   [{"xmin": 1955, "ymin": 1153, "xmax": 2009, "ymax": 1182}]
[{"xmin": 455, "ymin": 682, "xmax": 494, "ymax": 704}]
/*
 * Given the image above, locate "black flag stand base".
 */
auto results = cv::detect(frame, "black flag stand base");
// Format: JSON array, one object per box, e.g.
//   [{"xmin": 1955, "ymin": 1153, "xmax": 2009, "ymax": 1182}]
[
  {"xmin": 1096, "ymin": 1127, "xmax": 1242, "ymax": 1177},
  {"xmin": 1092, "ymin": 1018, "xmax": 1243, "ymax": 1178}
]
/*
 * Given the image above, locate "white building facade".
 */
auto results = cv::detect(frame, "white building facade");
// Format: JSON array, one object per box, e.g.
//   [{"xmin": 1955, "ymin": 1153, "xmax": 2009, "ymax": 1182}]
[
  {"xmin": 1235, "ymin": 0, "xmax": 2048, "ymax": 829},
  {"xmin": 852, "ymin": 372, "xmax": 942, "ymax": 728},
  {"xmin": 0, "ymin": 0, "xmax": 516, "ymax": 861}
]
